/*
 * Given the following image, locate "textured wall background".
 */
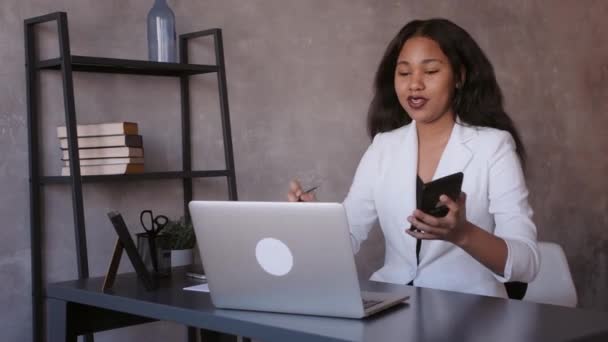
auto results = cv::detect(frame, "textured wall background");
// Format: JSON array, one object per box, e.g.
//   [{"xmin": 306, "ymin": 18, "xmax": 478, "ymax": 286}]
[{"xmin": 1, "ymin": 0, "xmax": 607, "ymax": 341}]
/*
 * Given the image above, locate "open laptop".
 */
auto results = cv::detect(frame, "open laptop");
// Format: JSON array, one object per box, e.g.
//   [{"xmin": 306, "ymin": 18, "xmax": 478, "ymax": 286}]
[{"xmin": 188, "ymin": 201, "xmax": 408, "ymax": 319}]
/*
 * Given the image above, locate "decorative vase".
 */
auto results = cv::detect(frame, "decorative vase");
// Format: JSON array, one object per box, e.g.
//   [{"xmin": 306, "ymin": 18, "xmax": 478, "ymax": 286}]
[
  {"xmin": 147, "ymin": 0, "xmax": 177, "ymax": 62},
  {"xmin": 171, "ymin": 248, "xmax": 193, "ymax": 267}
]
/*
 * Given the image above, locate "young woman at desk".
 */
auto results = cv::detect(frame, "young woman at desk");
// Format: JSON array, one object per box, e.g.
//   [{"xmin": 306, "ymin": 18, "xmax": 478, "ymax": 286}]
[{"xmin": 287, "ymin": 18, "xmax": 539, "ymax": 298}]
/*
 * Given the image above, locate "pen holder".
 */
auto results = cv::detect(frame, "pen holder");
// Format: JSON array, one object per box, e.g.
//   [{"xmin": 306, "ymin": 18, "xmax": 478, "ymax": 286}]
[{"xmin": 136, "ymin": 233, "xmax": 171, "ymax": 277}]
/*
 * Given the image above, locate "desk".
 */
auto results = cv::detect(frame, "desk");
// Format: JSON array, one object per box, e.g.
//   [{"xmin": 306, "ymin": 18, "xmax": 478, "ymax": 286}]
[{"xmin": 46, "ymin": 268, "xmax": 608, "ymax": 342}]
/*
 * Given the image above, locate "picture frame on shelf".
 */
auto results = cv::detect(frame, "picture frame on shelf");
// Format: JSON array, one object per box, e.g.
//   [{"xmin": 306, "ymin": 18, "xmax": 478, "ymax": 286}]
[{"xmin": 105, "ymin": 211, "xmax": 158, "ymax": 291}]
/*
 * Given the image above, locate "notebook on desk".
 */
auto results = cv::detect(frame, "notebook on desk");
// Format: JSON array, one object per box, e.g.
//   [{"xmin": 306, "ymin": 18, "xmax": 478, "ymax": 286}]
[{"xmin": 188, "ymin": 201, "xmax": 408, "ymax": 319}]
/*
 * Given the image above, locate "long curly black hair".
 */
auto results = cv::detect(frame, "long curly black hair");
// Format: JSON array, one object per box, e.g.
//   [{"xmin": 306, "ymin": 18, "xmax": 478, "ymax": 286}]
[{"xmin": 367, "ymin": 18, "xmax": 525, "ymax": 163}]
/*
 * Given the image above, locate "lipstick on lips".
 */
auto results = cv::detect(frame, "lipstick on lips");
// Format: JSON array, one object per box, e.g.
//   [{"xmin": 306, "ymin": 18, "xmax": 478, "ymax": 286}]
[{"xmin": 407, "ymin": 96, "xmax": 429, "ymax": 110}]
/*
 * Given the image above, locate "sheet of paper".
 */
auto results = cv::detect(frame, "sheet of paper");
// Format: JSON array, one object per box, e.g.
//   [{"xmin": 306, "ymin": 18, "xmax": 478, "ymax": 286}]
[{"xmin": 183, "ymin": 283, "xmax": 210, "ymax": 292}]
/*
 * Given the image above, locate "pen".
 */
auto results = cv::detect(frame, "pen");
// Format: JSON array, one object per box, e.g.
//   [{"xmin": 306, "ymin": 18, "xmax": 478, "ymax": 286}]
[
  {"xmin": 186, "ymin": 272, "xmax": 207, "ymax": 281},
  {"xmin": 297, "ymin": 185, "xmax": 319, "ymax": 202}
]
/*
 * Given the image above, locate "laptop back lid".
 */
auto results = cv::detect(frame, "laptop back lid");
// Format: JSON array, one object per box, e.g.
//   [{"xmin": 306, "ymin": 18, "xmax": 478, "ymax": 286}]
[{"xmin": 189, "ymin": 201, "xmax": 365, "ymax": 318}]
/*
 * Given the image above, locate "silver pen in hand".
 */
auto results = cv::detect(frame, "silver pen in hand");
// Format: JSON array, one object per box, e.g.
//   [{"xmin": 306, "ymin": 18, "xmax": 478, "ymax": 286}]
[{"xmin": 297, "ymin": 186, "xmax": 319, "ymax": 202}]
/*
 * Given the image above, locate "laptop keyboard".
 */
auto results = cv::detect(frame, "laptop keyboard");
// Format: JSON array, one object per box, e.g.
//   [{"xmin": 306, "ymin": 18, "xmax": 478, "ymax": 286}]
[{"xmin": 362, "ymin": 299, "xmax": 382, "ymax": 309}]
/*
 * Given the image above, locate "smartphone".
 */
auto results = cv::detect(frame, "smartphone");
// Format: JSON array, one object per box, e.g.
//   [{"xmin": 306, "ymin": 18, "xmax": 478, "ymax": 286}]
[{"xmin": 420, "ymin": 172, "xmax": 464, "ymax": 217}]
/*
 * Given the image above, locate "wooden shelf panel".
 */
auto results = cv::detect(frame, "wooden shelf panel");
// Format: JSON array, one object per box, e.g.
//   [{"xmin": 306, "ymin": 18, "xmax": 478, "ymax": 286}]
[
  {"xmin": 40, "ymin": 170, "xmax": 230, "ymax": 184},
  {"xmin": 37, "ymin": 55, "xmax": 218, "ymax": 76}
]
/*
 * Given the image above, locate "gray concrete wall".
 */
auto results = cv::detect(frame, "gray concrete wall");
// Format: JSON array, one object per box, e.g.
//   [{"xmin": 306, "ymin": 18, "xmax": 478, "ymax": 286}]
[{"xmin": 1, "ymin": 0, "xmax": 607, "ymax": 341}]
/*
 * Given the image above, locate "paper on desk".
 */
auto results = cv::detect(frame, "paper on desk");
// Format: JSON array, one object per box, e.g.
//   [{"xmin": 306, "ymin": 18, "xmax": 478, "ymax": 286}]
[{"xmin": 183, "ymin": 283, "xmax": 210, "ymax": 292}]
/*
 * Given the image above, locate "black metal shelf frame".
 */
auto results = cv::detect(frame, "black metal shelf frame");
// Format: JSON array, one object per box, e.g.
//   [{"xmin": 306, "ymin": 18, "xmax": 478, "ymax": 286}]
[
  {"xmin": 40, "ymin": 170, "xmax": 231, "ymax": 184},
  {"xmin": 25, "ymin": 12, "xmax": 238, "ymax": 342},
  {"xmin": 37, "ymin": 55, "xmax": 219, "ymax": 76}
]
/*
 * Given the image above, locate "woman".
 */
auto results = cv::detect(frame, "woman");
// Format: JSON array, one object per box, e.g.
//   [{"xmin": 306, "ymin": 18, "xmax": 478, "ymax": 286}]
[{"xmin": 288, "ymin": 18, "xmax": 539, "ymax": 298}]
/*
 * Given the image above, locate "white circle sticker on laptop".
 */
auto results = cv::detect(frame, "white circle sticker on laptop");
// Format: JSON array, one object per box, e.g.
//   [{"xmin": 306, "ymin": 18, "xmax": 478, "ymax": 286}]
[{"xmin": 255, "ymin": 238, "xmax": 293, "ymax": 276}]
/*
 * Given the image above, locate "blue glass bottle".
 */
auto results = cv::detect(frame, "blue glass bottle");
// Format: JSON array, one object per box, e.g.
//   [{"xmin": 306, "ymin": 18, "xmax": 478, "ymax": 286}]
[{"xmin": 147, "ymin": 0, "xmax": 177, "ymax": 62}]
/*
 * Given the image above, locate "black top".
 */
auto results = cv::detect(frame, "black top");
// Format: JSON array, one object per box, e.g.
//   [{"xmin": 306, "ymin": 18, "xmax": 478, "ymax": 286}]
[{"xmin": 407, "ymin": 176, "xmax": 424, "ymax": 286}]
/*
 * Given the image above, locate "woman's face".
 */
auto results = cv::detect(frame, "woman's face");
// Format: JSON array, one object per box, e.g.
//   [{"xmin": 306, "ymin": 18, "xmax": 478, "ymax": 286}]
[{"xmin": 394, "ymin": 36, "xmax": 458, "ymax": 124}]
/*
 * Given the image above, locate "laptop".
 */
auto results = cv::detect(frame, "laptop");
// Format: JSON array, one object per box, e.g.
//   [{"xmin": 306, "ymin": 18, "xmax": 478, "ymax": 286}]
[{"xmin": 188, "ymin": 201, "xmax": 409, "ymax": 319}]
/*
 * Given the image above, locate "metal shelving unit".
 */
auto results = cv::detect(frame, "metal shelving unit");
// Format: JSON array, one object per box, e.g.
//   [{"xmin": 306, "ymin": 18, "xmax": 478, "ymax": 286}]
[
  {"xmin": 36, "ymin": 55, "xmax": 219, "ymax": 76},
  {"xmin": 40, "ymin": 170, "xmax": 231, "ymax": 184},
  {"xmin": 25, "ymin": 11, "xmax": 238, "ymax": 342}
]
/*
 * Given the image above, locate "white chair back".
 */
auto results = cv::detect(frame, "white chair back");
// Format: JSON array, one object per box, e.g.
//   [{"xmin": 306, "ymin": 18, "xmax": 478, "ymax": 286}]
[{"xmin": 524, "ymin": 242, "xmax": 577, "ymax": 307}]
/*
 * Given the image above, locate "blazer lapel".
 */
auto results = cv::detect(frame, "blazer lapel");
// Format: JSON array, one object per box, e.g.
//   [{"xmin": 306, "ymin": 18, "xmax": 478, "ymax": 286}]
[
  {"xmin": 432, "ymin": 122, "xmax": 475, "ymax": 180},
  {"xmin": 401, "ymin": 122, "xmax": 419, "ymax": 213},
  {"xmin": 383, "ymin": 123, "xmax": 418, "ymax": 229}
]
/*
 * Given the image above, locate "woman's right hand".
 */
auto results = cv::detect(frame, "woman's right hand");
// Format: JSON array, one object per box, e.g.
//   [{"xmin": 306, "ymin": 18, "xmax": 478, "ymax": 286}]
[{"xmin": 287, "ymin": 179, "xmax": 317, "ymax": 202}]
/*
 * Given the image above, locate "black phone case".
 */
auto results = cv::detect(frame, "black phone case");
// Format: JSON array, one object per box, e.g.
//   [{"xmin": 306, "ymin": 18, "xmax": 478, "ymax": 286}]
[{"xmin": 420, "ymin": 172, "xmax": 464, "ymax": 218}]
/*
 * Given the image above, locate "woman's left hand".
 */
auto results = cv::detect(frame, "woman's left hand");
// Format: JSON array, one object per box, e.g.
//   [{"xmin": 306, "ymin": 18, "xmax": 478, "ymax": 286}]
[{"xmin": 406, "ymin": 192, "xmax": 471, "ymax": 246}]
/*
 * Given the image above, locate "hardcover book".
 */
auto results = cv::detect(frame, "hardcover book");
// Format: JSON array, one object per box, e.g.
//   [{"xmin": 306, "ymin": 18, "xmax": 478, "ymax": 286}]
[
  {"xmin": 59, "ymin": 135, "xmax": 142, "ymax": 149},
  {"xmin": 57, "ymin": 122, "xmax": 138, "ymax": 138},
  {"xmin": 61, "ymin": 163, "xmax": 144, "ymax": 176},
  {"xmin": 64, "ymin": 157, "xmax": 145, "ymax": 166},
  {"xmin": 61, "ymin": 147, "xmax": 144, "ymax": 160}
]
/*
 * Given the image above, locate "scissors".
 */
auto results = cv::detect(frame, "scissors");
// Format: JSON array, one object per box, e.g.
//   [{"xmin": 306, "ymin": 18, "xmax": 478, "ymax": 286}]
[
  {"xmin": 140, "ymin": 210, "xmax": 168, "ymax": 237},
  {"xmin": 140, "ymin": 210, "xmax": 169, "ymax": 272}
]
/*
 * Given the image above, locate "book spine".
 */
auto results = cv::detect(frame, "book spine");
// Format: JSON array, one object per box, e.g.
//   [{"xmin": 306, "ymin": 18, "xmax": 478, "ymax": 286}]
[
  {"xmin": 61, "ymin": 163, "xmax": 144, "ymax": 176},
  {"xmin": 64, "ymin": 157, "xmax": 145, "ymax": 166},
  {"xmin": 61, "ymin": 147, "xmax": 144, "ymax": 160},
  {"xmin": 57, "ymin": 122, "xmax": 138, "ymax": 138},
  {"xmin": 59, "ymin": 135, "xmax": 143, "ymax": 149}
]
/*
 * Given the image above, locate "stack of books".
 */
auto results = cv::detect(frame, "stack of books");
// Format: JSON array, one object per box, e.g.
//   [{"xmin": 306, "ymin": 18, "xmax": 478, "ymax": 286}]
[{"xmin": 58, "ymin": 122, "xmax": 145, "ymax": 176}]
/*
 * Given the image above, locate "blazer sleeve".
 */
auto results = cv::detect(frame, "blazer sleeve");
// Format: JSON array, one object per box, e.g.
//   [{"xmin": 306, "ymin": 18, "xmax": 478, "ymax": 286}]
[
  {"xmin": 342, "ymin": 134, "xmax": 382, "ymax": 254},
  {"xmin": 488, "ymin": 132, "xmax": 540, "ymax": 283}
]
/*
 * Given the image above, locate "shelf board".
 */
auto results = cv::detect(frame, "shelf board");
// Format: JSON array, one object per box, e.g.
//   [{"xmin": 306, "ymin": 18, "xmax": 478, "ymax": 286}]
[
  {"xmin": 37, "ymin": 55, "xmax": 219, "ymax": 76},
  {"xmin": 40, "ymin": 170, "xmax": 230, "ymax": 184}
]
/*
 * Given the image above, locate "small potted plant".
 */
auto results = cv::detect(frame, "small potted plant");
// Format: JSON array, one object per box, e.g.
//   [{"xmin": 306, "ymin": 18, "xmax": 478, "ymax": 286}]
[{"xmin": 162, "ymin": 217, "xmax": 196, "ymax": 267}]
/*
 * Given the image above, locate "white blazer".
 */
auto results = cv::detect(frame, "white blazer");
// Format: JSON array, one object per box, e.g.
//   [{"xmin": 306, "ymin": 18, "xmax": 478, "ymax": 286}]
[{"xmin": 343, "ymin": 121, "xmax": 540, "ymax": 298}]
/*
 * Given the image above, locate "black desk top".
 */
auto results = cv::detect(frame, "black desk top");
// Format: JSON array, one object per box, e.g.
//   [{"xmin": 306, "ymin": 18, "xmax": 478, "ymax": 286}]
[{"xmin": 46, "ymin": 268, "xmax": 608, "ymax": 342}]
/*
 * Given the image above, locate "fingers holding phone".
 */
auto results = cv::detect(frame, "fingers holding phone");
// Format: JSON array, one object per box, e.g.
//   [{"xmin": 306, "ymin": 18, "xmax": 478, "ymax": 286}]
[
  {"xmin": 406, "ymin": 172, "xmax": 468, "ymax": 242},
  {"xmin": 407, "ymin": 191, "xmax": 469, "ymax": 243},
  {"xmin": 440, "ymin": 191, "xmax": 467, "ymax": 217}
]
